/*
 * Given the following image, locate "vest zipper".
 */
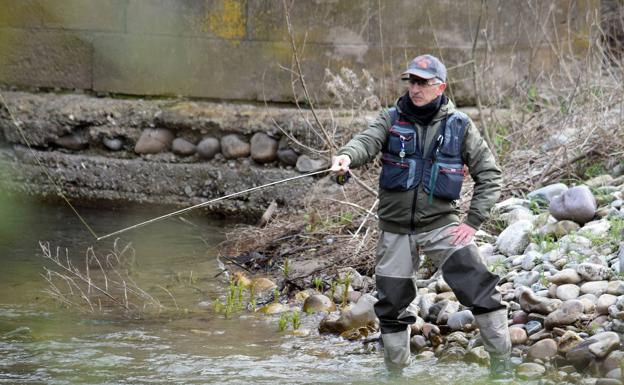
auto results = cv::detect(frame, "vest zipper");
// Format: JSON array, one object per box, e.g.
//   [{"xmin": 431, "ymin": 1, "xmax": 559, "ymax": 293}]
[{"xmin": 410, "ymin": 187, "xmax": 418, "ymax": 233}]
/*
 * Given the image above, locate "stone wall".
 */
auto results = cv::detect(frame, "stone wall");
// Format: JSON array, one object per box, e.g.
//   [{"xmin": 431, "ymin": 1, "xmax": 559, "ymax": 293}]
[
  {"xmin": 0, "ymin": 91, "xmax": 372, "ymax": 217},
  {"xmin": 0, "ymin": 0, "xmax": 598, "ymax": 105}
]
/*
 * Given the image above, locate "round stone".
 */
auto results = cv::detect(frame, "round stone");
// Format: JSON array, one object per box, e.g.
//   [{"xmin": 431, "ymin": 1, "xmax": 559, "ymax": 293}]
[
  {"xmin": 250, "ymin": 132, "xmax": 278, "ymax": 163},
  {"xmin": 134, "ymin": 128, "xmax": 174, "ymax": 154},
  {"xmin": 171, "ymin": 138, "xmax": 196, "ymax": 156},
  {"xmin": 527, "ymin": 338, "xmax": 558, "ymax": 361},
  {"xmin": 103, "ymin": 137, "xmax": 123, "ymax": 151},
  {"xmin": 556, "ymin": 284, "xmax": 580, "ymax": 301},
  {"xmin": 303, "ymin": 294, "xmax": 336, "ymax": 313},
  {"xmin": 277, "ymin": 148, "xmax": 299, "ymax": 166},
  {"xmin": 220, "ymin": 134, "xmax": 250, "ymax": 159},
  {"xmin": 510, "ymin": 326, "xmax": 528, "ymax": 345},
  {"xmin": 197, "ymin": 137, "xmax": 221, "ymax": 159}
]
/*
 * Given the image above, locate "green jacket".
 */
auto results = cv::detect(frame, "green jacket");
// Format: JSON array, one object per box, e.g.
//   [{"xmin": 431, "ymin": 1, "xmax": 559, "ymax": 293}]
[{"xmin": 337, "ymin": 99, "xmax": 502, "ymax": 234}]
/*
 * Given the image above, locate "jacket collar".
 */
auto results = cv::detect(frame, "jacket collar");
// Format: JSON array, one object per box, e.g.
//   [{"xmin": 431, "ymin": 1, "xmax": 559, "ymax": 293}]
[{"xmin": 395, "ymin": 96, "xmax": 455, "ymax": 125}]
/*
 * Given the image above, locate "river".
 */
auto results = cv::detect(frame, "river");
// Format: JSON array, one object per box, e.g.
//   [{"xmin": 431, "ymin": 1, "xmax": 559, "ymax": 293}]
[{"xmin": 0, "ymin": 194, "xmax": 504, "ymax": 384}]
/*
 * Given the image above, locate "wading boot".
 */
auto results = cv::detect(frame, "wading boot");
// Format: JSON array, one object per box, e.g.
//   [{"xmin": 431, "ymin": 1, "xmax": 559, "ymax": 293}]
[{"xmin": 489, "ymin": 354, "xmax": 514, "ymax": 382}]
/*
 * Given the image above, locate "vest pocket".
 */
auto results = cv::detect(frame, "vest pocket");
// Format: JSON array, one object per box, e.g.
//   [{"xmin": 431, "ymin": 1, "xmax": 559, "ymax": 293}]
[
  {"xmin": 424, "ymin": 161, "xmax": 464, "ymax": 200},
  {"xmin": 387, "ymin": 126, "xmax": 416, "ymax": 157},
  {"xmin": 379, "ymin": 154, "xmax": 419, "ymax": 191}
]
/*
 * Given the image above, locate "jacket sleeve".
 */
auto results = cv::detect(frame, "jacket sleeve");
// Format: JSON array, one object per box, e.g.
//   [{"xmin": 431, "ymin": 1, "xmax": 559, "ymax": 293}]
[
  {"xmin": 336, "ymin": 109, "xmax": 391, "ymax": 168},
  {"xmin": 461, "ymin": 119, "xmax": 502, "ymax": 229}
]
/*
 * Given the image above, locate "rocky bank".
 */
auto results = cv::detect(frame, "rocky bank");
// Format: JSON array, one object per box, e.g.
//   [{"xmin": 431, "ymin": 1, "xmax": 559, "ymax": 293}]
[{"xmin": 230, "ymin": 170, "xmax": 624, "ymax": 384}]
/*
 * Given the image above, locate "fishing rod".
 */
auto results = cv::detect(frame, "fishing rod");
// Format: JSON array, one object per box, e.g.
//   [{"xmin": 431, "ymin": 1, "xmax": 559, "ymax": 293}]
[
  {"xmin": 96, "ymin": 168, "xmax": 331, "ymax": 241},
  {"xmin": 0, "ymin": 91, "xmax": 339, "ymax": 241}
]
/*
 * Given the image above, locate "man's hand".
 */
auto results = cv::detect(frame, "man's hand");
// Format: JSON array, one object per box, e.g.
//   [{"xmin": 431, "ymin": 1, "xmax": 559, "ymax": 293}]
[
  {"xmin": 449, "ymin": 223, "xmax": 477, "ymax": 246},
  {"xmin": 331, "ymin": 154, "xmax": 351, "ymax": 175}
]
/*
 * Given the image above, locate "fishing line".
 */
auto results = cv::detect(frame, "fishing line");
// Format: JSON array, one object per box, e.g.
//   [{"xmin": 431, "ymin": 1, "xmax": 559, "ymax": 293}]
[
  {"xmin": 95, "ymin": 168, "xmax": 329, "ymax": 241},
  {"xmin": 0, "ymin": 91, "xmax": 330, "ymax": 241}
]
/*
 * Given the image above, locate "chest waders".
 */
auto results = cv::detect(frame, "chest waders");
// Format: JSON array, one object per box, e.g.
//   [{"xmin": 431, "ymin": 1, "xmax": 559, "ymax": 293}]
[{"xmin": 373, "ymin": 109, "xmax": 511, "ymax": 377}]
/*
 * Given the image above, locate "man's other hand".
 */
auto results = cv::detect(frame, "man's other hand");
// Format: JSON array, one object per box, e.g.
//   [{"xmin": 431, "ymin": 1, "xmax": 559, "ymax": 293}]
[
  {"xmin": 449, "ymin": 223, "xmax": 476, "ymax": 246},
  {"xmin": 331, "ymin": 155, "xmax": 351, "ymax": 175}
]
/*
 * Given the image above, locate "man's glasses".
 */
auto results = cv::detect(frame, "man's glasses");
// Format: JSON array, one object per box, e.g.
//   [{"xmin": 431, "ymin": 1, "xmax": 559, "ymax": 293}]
[{"xmin": 406, "ymin": 78, "xmax": 441, "ymax": 87}]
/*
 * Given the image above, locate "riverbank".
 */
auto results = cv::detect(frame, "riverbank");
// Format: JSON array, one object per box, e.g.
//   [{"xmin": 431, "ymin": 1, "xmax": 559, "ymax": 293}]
[{"xmin": 222, "ymin": 170, "xmax": 624, "ymax": 383}]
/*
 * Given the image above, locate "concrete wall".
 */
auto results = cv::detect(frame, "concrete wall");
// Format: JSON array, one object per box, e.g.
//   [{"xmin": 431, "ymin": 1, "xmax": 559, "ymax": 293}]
[{"xmin": 0, "ymin": 0, "xmax": 599, "ymax": 105}]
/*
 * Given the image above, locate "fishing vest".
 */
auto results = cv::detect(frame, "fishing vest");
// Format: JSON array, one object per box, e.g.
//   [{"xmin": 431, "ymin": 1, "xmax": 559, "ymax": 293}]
[{"xmin": 379, "ymin": 107, "xmax": 468, "ymax": 201}]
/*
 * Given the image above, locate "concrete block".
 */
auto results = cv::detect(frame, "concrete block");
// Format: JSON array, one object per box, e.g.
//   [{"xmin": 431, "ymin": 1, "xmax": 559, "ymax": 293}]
[
  {"xmin": 92, "ymin": 33, "xmax": 372, "ymax": 103},
  {"xmin": 0, "ymin": 28, "xmax": 92, "ymax": 89},
  {"xmin": 0, "ymin": 0, "xmax": 125, "ymax": 31},
  {"xmin": 127, "ymin": 0, "xmax": 246, "ymax": 39},
  {"xmin": 247, "ymin": 0, "xmax": 373, "ymax": 45}
]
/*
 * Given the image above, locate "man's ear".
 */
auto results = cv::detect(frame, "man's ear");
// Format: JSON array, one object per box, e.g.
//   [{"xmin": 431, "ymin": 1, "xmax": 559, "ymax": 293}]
[{"xmin": 437, "ymin": 83, "xmax": 447, "ymax": 96}]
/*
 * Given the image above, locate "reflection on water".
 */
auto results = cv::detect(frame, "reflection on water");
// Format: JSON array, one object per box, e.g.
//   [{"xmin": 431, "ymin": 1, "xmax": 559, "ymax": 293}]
[{"xmin": 0, "ymin": 195, "xmax": 504, "ymax": 384}]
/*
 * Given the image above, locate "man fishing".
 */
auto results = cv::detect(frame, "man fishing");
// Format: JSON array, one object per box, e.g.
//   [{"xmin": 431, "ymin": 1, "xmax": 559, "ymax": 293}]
[{"xmin": 330, "ymin": 54, "xmax": 512, "ymax": 380}]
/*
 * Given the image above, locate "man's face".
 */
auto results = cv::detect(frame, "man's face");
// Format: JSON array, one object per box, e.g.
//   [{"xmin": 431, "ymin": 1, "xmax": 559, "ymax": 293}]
[{"xmin": 406, "ymin": 76, "xmax": 447, "ymax": 107}]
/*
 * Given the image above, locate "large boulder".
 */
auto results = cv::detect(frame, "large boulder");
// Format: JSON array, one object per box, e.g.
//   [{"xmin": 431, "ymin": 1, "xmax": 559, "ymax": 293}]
[
  {"xmin": 496, "ymin": 220, "xmax": 533, "ymax": 256},
  {"xmin": 549, "ymin": 185, "xmax": 597, "ymax": 224}
]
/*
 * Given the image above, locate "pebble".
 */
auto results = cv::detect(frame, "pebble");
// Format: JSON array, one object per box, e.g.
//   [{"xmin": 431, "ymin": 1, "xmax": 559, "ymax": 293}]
[
  {"xmin": 588, "ymin": 332, "xmax": 621, "ymax": 359},
  {"xmin": 596, "ymin": 294, "xmax": 618, "ymax": 315},
  {"xmin": 544, "ymin": 300, "xmax": 584, "ymax": 329},
  {"xmin": 525, "ymin": 320, "xmax": 543, "ymax": 335},
  {"xmin": 577, "ymin": 263, "xmax": 612, "ymax": 281},
  {"xmin": 172, "ymin": 138, "xmax": 196, "ymax": 156},
  {"xmin": 303, "ymin": 294, "xmax": 336, "ymax": 313},
  {"xmin": 510, "ymin": 326, "xmax": 528, "ymax": 345},
  {"xmin": 410, "ymin": 335, "xmax": 428, "ymax": 352},
  {"xmin": 197, "ymin": 137, "xmax": 221, "ymax": 159},
  {"xmin": 581, "ymin": 281, "xmax": 609, "ymax": 296},
  {"xmin": 527, "ymin": 338, "xmax": 558, "ymax": 361},
  {"xmin": 446, "ymin": 310, "xmax": 474, "ymax": 331},
  {"xmin": 556, "ymin": 284, "xmax": 581, "ymax": 301},
  {"xmin": 607, "ymin": 281, "xmax": 624, "ymax": 296},
  {"xmin": 558, "ymin": 330, "xmax": 584, "ymax": 354},
  {"xmin": 520, "ymin": 288, "xmax": 562, "ymax": 314},
  {"xmin": 276, "ymin": 148, "xmax": 298, "ymax": 166},
  {"xmin": 221, "ymin": 134, "xmax": 250, "ymax": 159},
  {"xmin": 103, "ymin": 137, "xmax": 123, "ymax": 151},
  {"xmin": 516, "ymin": 362, "xmax": 546, "ymax": 379},
  {"xmin": 250, "ymin": 133, "xmax": 278, "ymax": 164},
  {"xmin": 134, "ymin": 128, "xmax": 174, "ymax": 154}
]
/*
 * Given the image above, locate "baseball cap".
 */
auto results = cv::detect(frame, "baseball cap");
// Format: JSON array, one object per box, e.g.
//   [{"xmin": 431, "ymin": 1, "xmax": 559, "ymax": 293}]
[{"xmin": 401, "ymin": 54, "xmax": 447, "ymax": 83}]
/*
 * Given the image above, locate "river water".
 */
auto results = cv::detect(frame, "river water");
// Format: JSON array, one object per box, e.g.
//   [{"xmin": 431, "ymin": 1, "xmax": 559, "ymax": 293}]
[{"xmin": 0, "ymin": 195, "xmax": 506, "ymax": 385}]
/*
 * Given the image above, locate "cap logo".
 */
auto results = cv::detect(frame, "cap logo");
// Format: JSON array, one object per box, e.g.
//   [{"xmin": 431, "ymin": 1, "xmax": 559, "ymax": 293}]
[{"xmin": 414, "ymin": 57, "xmax": 432, "ymax": 69}]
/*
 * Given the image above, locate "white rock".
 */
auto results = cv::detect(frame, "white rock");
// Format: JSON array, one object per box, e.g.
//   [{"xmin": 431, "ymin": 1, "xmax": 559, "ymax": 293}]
[
  {"xmin": 496, "ymin": 220, "xmax": 533, "ymax": 256},
  {"xmin": 556, "ymin": 284, "xmax": 580, "ymax": 301},
  {"xmin": 580, "ymin": 281, "xmax": 609, "ymax": 296}
]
